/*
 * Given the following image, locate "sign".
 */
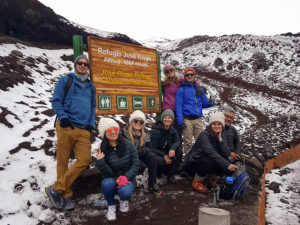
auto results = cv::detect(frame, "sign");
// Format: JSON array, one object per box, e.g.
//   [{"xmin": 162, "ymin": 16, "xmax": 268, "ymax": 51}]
[{"xmin": 87, "ymin": 36, "xmax": 161, "ymax": 115}]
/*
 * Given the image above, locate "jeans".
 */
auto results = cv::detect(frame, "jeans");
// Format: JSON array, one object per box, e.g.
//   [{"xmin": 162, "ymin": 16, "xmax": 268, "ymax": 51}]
[{"xmin": 102, "ymin": 178, "xmax": 135, "ymax": 206}]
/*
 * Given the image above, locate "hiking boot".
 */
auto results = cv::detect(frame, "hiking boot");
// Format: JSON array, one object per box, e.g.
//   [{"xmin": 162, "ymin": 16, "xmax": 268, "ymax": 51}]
[
  {"xmin": 63, "ymin": 197, "xmax": 75, "ymax": 211},
  {"xmin": 148, "ymin": 183, "xmax": 163, "ymax": 195},
  {"xmin": 192, "ymin": 179, "xmax": 208, "ymax": 193},
  {"xmin": 106, "ymin": 205, "xmax": 116, "ymax": 221},
  {"xmin": 119, "ymin": 200, "xmax": 129, "ymax": 213},
  {"xmin": 45, "ymin": 185, "xmax": 63, "ymax": 209}
]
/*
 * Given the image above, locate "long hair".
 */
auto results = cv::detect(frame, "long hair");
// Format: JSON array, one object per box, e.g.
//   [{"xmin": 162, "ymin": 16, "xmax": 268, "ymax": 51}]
[
  {"xmin": 128, "ymin": 122, "xmax": 145, "ymax": 147},
  {"xmin": 163, "ymin": 72, "xmax": 180, "ymax": 85},
  {"xmin": 101, "ymin": 135, "xmax": 127, "ymax": 158},
  {"xmin": 207, "ymin": 124, "xmax": 224, "ymax": 137}
]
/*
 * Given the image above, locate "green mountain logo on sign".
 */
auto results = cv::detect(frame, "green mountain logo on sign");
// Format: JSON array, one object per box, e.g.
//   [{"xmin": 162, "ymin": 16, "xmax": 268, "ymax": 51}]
[
  {"xmin": 117, "ymin": 96, "xmax": 128, "ymax": 110},
  {"xmin": 132, "ymin": 96, "xmax": 143, "ymax": 110},
  {"xmin": 98, "ymin": 95, "xmax": 112, "ymax": 110}
]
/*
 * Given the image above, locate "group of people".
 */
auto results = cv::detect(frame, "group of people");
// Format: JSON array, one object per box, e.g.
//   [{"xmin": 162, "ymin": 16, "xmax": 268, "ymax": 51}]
[{"xmin": 45, "ymin": 57, "xmax": 243, "ymax": 221}]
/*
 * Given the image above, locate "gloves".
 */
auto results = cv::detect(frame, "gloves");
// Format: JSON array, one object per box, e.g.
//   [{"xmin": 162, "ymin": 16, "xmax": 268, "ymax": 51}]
[
  {"xmin": 209, "ymin": 96, "xmax": 215, "ymax": 106},
  {"xmin": 179, "ymin": 123, "xmax": 186, "ymax": 129},
  {"xmin": 85, "ymin": 125, "xmax": 93, "ymax": 133},
  {"xmin": 116, "ymin": 176, "xmax": 130, "ymax": 189},
  {"xmin": 60, "ymin": 118, "xmax": 74, "ymax": 129},
  {"xmin": 196, "ymin": 86, "xmax": 203, "ymax": 97}
]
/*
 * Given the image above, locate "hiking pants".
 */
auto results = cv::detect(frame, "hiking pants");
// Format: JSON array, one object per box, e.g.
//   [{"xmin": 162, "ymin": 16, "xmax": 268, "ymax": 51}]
[
  {"xmin": 182, "ymin": 118, "xmax": 203, "ymax": 155},
  {"xmin": 54, "ymin": 122, "xmax": 92, "ymax": 198},
  {"xmin": 140, "ymin": 151, "xmax": 165, "ymax": 187},
  {"xmin": 102, "ymin": 178, "xmax": 135, "ymax": 206}
]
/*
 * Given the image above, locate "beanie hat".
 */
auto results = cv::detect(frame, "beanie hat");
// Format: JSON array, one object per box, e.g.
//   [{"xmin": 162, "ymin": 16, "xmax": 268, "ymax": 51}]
[
  {"xmin": 163, "ymin": 64, "xmax": 175, "ymax": 74},
  {"xmin": 98, "ymin": 118, "xmax": 119, "ymax": 138},
  {"xmin": 129, "ymin": 110, "xmax": 146, "ymax": 124},
  {"xmin": 74, "ymin": 55, "xmax": 89, "ymax": 67},
  {"xmin": 209, "ymin": 112, "xmax": 225, "ymax": 127},
  {"xmin": 184, "ymin": 68, "xmax": 196, "ymax": 76},
  {"xmin": 161, "ymin": 109, "xmax": 174, "ymax": 121}
]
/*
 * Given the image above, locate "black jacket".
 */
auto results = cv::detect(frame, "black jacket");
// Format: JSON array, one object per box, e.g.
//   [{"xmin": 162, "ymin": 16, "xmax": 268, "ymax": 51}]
[
  {"xmin": 223, "ymin": 125, "xmax": 241, "ymax": 154},
  {"xmin": 150, "ymin": 122, "xmax": 181, "ymax": 157},
  {"xmin": 186, "ymin": 128, "xmax": 231, "ymax": 170}
]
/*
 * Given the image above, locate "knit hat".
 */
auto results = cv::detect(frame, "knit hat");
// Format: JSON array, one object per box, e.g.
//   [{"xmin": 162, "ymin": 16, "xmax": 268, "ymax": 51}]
[
  {"xmin": 161, "ymin": 109, "xmax": 174, "ymax": 121},
  {"xmin": 163, "ymin": 64, "xmax": 175, "ymax": 74},
  {"xmin": 209, "ymin": 112, "xmax": 225, "ymax": 127},
  {"xmin": 98, "ymin": 118, "xmax": 119, "ymax": 138},
  {"xmin": 184, "ymin": 68, "xmax": 196, "ymax": 76},
  {"xmin": 129, "ymin": 110, "xmax": 146, "ymax": 124},
  {"xmin": 74, "ymin": 55, "xmax": 89, "ymax": 68}
]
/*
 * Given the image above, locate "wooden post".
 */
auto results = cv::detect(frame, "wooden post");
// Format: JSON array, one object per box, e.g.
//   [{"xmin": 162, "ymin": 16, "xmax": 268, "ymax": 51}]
[{"xmin": 73, "ymin": 35, "xmax": 87, "ymax": 59}]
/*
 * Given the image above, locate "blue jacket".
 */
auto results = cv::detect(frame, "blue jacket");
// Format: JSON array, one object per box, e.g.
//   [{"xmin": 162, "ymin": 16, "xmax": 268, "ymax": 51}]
[
  {"xmin": 175, "ymin": 82, "xmax": 211, "ymax": 125},
  {"xmin": 52, "ymin": 73, "xmax": 96, "ymax": 128}
]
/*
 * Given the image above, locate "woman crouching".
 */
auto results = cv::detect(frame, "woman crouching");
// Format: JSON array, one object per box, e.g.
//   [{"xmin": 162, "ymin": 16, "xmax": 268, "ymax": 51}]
[
  {"xmin": 183, "ymin": 112, "xmax": 237, "ymax": 193},
  {"xmin": 95, "ymin": 118, "xmax": 139, "ymax": 221}
]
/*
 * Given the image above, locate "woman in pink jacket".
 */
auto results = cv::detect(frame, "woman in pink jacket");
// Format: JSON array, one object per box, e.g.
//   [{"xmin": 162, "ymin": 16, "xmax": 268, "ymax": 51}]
[{"xmin": 162, "ymin": 65, "xmax": 201, "ymax": 139}]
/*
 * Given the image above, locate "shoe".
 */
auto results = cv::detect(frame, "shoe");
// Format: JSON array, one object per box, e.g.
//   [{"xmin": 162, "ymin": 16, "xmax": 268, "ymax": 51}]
[
  {"xmin": 148, "ymin": 183, "xmax": 163, "ymax": 195},
  {"xmin": 45, "ymin": 185, "xmax": 63, "ymax": 209},
  {"xmin": 119, "ymin": 200, "xmax": 129, "ymax": 213},
  {"xmin": 63, "ymin": 197, "xmax": 75, "ymax": 211},
  {"xmin": 192, "ymin": 179, "xmax": 208, "ymax": 193},
  {"xmin": 106, "ymin": 205, "xmax": 116, "ymax": 221}
]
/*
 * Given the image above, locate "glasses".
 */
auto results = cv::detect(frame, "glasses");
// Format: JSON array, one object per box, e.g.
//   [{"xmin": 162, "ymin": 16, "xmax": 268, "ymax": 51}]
[
  {"xmin": 106, "ymin": 127, "xmax": 119, "ymax": 133},
  {"xmin": 185, "ymin": 73, "xmax": 194, "ymax": 77},
  {"xmin": 77, "ymin": 61, "xmax": 89, "ymax": 67},
  {"xmin": 164, "ymin": 69, "xmax": 174, "ymax": 74},
  {"xmin": 133, "ymin": 119, "xmax": 145, "ymax": 125},
  {"xmin": 224, "ymin": 114, "xmax": 234, "ymax": 120}
]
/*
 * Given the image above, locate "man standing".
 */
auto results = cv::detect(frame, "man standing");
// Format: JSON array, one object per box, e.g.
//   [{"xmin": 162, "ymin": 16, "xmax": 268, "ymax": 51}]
[
  {"xmin": 46, "ymin": 55, "xmax": 96, "ymax": 210},
  {"xmin": 175, "ymin": 68, "xmax": 213, "ymax": 155},
  {"xmin": 223, "ymin": 109, "xmax": 241, "ymax": 160}
]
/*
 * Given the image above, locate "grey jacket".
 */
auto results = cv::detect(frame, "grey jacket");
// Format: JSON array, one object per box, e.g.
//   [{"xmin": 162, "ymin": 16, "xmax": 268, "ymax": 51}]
[{"xmin": 223, "ymin": 125, "xmax": 241, "ymax": 154}]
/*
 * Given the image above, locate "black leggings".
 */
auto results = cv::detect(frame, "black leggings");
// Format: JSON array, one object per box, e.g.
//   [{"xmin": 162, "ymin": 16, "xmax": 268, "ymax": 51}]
[{"xmin": 184, "ymin": 157, "xmax": 226, "ymax": 177}]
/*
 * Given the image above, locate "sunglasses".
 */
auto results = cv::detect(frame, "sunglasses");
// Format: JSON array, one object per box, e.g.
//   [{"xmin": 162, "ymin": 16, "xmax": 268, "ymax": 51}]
[
  {"xmin": 185, "ymin": 73, "xmax": 195, "ymax": 77},
  {"xmin": 133, "ymin": 119, "xmax": 145, "ymax": 125},
  {"xmin": 106, "ymin": 127, "xmax": 119, "ymax": 133},
  {"xmin": 224, "ymin": 114, "xmax": 234, "ymax": 120},
  {"xmin": 77, "ymin": 61, "xmax": 89, "ymax": 67},
  {"xmin": 164, "ymin": 69, "xmax": 174, "ymax": 74}
]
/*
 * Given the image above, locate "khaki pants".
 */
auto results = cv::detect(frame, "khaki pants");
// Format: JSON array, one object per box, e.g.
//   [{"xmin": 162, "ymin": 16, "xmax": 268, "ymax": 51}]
[
  {"xmin": 182, "ymin": 118, "xmax": 204, "ymax": 155},
  {"xmin": 53, "ymin": 122, "xmax": 92, "ymax": 198}
]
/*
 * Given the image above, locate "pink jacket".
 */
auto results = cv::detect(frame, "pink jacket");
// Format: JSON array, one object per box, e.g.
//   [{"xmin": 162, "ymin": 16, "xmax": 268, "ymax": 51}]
[{"xmin": 162, "ymin": 78, "xmax": 200, "ymax": 111}]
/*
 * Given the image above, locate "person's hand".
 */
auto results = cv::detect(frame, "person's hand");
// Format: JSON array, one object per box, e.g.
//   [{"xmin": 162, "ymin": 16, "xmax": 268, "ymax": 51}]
[
  {"xmin": 60, "ymin": 118, "xmax": 74, "ymax": 129},
  {"xmin": 95, "ymin": 146, "xmax": 105, "ymax": 160},
  {"xmin": 169, "ymin": 150, "xmax": 176, "ymax": 158},
  {"xmin": 85, "ymin": 125, "xmax": 93, "ymax": 133},
  {"xmin": 227, "ymin": 164, "xmax": 238, "ymax": 172},
  {"xmin": 179, "ymin": 123, "xmax": 186, "ymax": 129},
  {"xmin": 164, "ymin": 155, "xmax": 172, "ymax": 165},
  {"xmin": 116, "ymin": 176, "xmax": 130, "ymax": 189},
  {"xmin": 230, "ymin": 152, "xmax": 240, "ymax": 160},
  {"xmin": 217, "ymin": 132, "xmax": 222, "ymax": 142}
]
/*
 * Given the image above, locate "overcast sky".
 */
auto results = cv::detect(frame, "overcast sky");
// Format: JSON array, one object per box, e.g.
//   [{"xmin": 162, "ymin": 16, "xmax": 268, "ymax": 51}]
[{"xmin": 39, "ymin": 0, "xmax": 300, "ymax": 41}]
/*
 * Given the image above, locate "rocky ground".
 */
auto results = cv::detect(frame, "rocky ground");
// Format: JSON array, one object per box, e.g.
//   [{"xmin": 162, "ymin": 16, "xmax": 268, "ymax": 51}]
[{"xmin": 0, "ymin": 34, "xmax": 299, "ymax": 224}]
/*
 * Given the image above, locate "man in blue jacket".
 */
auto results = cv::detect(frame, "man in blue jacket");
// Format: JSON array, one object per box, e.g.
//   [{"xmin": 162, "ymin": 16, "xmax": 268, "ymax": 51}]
[
  {"xmin": 45, "ymin": 55, "xmax": 96, "ymax": 210},
  {"xmin": 175, "ymin": 68, "xmax": 213, "ymax": 155}
]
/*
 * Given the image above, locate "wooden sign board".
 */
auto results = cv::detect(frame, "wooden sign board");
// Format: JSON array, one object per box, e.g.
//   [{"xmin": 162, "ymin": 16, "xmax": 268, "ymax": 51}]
[{"xmin": 87, "ymin": 36, "xmax": 161, "ymax": 115}]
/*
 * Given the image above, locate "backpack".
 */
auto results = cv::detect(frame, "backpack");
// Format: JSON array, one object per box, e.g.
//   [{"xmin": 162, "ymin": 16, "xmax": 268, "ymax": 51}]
[
  {"xmin": 53, "ymin": 75, "xmax": 73, "ymax": 127},
  {"xmin": 219, "ymin": 159, "xmax": 250, "ymax": 200}
]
